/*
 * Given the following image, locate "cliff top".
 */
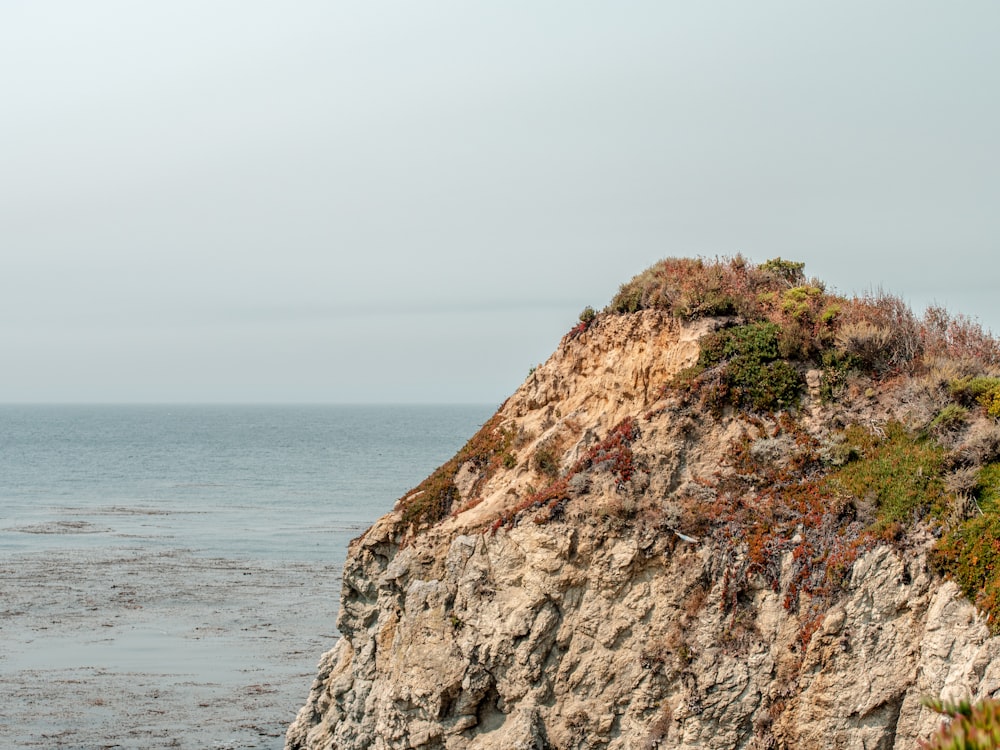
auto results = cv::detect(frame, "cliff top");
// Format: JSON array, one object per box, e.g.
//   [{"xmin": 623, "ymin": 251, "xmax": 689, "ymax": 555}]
[
  {"xmin": 394, "ymin": 256, "xmax": 1000, "ymax": 625},
  {"xmin": 290, "ymin": 257, "xmax": 1000, "ymax": 750}
]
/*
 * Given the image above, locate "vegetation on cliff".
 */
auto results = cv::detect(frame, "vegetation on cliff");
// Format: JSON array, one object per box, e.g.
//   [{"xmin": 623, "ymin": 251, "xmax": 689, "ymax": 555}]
[
  {"xmin": 397, "ymin": 411, "xmax": 516, "ymax": 529},
  {"xmin": 922, "ymin": 698, "xmax": 1000, "ymax": 749},
  {"xmin": 607, "ymin": 256, "xmax": 1000, "ymax": 631},
  {"xmin": 396, "ymin": 255, "xmax": 1000, "ymax": 633},
  {"xmin": 302, "ymin": 256, "xmax": 1000, "ymax": 750}
]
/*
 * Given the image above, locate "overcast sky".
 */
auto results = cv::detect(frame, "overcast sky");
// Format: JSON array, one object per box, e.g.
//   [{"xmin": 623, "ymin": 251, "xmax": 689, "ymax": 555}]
[{"xmin": 2, "ymin": 2, "xmax": 998, "ymax": 404}]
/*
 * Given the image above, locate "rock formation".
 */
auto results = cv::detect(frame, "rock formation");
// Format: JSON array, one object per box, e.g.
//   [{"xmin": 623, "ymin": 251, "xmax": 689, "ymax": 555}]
[{"xmin": 287, "ymin": 259, "xmax": 1000, "ymax": 749}]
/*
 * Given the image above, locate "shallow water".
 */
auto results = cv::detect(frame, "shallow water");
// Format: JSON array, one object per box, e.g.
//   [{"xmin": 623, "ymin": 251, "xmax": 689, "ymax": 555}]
[{"xmin": 0, "ymin": 404, "xmax": 491, "ymax": 749}]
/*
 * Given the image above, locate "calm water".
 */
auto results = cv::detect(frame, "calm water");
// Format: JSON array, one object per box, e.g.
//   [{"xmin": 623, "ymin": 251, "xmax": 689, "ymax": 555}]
[{"xmin": 0, "ymin": 404, "xmax": 493, "ymax": 749}]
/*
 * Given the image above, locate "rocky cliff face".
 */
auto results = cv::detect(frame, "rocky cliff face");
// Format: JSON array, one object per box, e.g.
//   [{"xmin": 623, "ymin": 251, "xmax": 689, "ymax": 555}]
[{"xmin": 286, "ymin": 307, "xmax": 1000, "ymax": 749}]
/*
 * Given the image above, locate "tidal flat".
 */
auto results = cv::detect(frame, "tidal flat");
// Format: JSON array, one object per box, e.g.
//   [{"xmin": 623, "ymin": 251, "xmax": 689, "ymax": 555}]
[{"xmin": 0, "ymin": 536, "xmax": 343, "ymax": 749}]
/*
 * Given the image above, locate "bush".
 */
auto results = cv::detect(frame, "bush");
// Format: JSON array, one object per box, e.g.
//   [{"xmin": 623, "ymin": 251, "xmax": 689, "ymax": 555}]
[
  {"xmin": 533, "ymin": 444, "xmax": 560, "ymax": 478},
  {"xmin": 826, "ymin": 422, "xmax": 947, "ymax": 528},
  {"xmin": 929, "ymin": 404, "xmax": 970, "ymax": 434},
  {"xmin": 819, "ymin": 350, "xmax": 858, "ymax": 403},
  {"xmin": 920, "ymin": 698, "xmax": 1000, "ymax": 749},
  {"xmin": 699, "ymin": 322, "xmax": 782, "ymax": 366},
  {"xmin": 922, "ymin": 306, "xmax": 1000, "ymax": 368},
  {"xmin": 697, "ymin": 322, "xmax": 803, "ymax": 412},
  {"xmin": 835, "ymin": 322, "xmax": 893, "ymax": 372},
  {"xmin": 977, "ymin": 463, "xmax": 1000, "ymax": 508},
  {"xmin": 837, "ymin": 291, "xmax": 922, "ymax": 374},
  {"xmin": 781, "ymin": 285, "xmax": 824, "ymax": 320},
  {"xmin": 935, "ymin": 511, "xmax": 1000, "ymax": 625},
  {"xmin": 985, "ymin": 391, "xmax": 1000, "ymax": 420},
  {"xmin": 950, "ymin": 376, "xmax": 1000, "ymax": 402},
  {"xmin": 728, "ymin": 359, "xmax": 803, "ymax": 413},
  {"xmin": 951, "ymin": 421, "xmax": 1000, "ymax": 468},
  {"xmin": 777, "ymin": 320, "xmax": 814, "ymax": 360},
  {"xmin": 607, "ymin": 256, "xmax": 785, "ymax": 320},
  {"xmin": 611, "ymin": 257, "xmax": 1000, "ymax": 386},
  {"xmin": 607, "ymin": 256, "xmax": 864, "ymax": 369},
  {"xmin": 951, "ymin": 377, "xmax": 1000, "ymax": 419},
  {"xmin": 933, "ymin": 462, "xmax": 1000, "ymax": 629},
  {"xmin": 759, "ymin": 257, "xmax": 806, "ymax": 285}
]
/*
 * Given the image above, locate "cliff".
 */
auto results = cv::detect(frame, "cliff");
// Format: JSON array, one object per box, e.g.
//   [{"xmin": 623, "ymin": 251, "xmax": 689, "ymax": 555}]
[{"xmin": 286, "ymin": 258, "xmax": 1000, "ymax": 749}]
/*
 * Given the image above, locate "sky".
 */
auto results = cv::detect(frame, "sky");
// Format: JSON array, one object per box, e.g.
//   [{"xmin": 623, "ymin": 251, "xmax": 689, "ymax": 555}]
[{"xmin": 2, "ymin": 2, "xmax": 998, "ymax": 404}]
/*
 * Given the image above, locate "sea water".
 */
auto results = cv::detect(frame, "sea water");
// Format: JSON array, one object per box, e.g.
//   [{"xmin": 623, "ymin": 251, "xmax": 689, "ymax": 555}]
[{"xmin": 0, "ymin": 404, "xmax": 493, "ymax": 749}]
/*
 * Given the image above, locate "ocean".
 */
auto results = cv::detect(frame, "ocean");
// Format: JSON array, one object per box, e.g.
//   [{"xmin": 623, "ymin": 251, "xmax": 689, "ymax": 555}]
[{"xmin": 0, "ymin": 404, "xmax": 493, "ymax": 749}]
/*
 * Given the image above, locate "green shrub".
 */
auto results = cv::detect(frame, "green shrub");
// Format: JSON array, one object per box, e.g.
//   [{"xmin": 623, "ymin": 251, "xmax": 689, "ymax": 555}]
[
  {"xmin": 759, "ymin": 257, "xmax": 806, "ymax": 284},
  {"xmin": 920, "ymin": 698, "xmax": 1000, "ymax": 749},
  {"xmin": 609, "ymin": 265, "xmax": 667, "ymax": 313},
  {"xmin": 826, "ymin": 422, "xmax": 947, "ymax": 528},
  {"xmin": 951, "ymin": 377, "xmax": 1000, "ymax": 419},
  {"xmin": 609, "ymin": 257, "xmax": 994, "ymax": 386},
  {"xmin": 820, "ymin": 303, "xmax": 842, "ymax": 325},
  {"xmin": 611, "ymin": 283, "xmax": 645, "ymax": 314},
  {"xmin": 984, "ymin": 391, "xmax": 1000, "ymax": 420},
  {"xmin": 669, "ymin": 361, "xmax": 706, "ymax": 392},
  {"xmin": 950, "ymin": 376, "xmax": 1000, "ymax": 402},
  {"xmin": 699, "ymin": 322, "xmax": 782, "ymax": 367},
  {"xmin": 819, "ymin": 350, "xmax": 857, "ymax": 403},
  {"xmin": 579, "ymin": 306, "xmax": 597, "ymax": 325},
  {"xmin": 934, "ymin": 511, "xmax": 1000, "ymax": 628},
  {"xmin": 949, "ymin": 461, "xmax": 1000, "ymax": 519},
  {"xmin": 533, "ymin": 444, "xmax": 560, "ymax": 478},
  {"xmin": 781, "ymin": 285, "xmax": 824, "ymax": 320},
  {"xmin": 977, "ymin": 463, "xmax": 1000, "ymax": 509},
  {"xmin": 932, "ymin": 462, "xmax": 1000, "ymax": 629},
  {"xmin": 697, "ymin": 322, "xmax": 803, "ymax": 411},
  {"xmin": 727, "ymin": 359, "xmax": 803, "ymax": 412},
  {"xmin": 929, "ymin": 404, "xmax": 970, "ymax": 433}
]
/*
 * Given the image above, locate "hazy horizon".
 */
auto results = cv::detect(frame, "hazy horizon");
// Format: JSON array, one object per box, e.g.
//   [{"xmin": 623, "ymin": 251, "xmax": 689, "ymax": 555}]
[{"xmin": 4, "ymin": 2, "xmax": 998, "ymax": 404}]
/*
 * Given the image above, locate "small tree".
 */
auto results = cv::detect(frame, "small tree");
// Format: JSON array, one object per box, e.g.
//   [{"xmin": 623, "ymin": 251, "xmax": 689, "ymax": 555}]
[{"xmin": 760, "ymin": 257, "xmax": 806, "ymax": 285}]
